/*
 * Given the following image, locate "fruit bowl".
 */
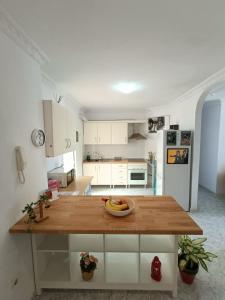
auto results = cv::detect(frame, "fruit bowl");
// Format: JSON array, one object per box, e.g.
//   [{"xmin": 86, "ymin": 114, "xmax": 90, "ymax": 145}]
[{"xmin": 104, "ymin": 198, "xmax": 135, "ymax": 217}]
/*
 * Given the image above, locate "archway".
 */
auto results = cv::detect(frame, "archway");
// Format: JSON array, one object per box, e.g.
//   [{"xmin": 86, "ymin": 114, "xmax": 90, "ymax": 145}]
[{"xmin": 191, "ymin": 81, "xmax": 225, "ymax": 210}]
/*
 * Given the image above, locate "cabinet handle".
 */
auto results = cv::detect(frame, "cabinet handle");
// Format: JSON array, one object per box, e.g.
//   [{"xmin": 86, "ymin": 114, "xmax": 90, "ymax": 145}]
[{"xmin": 65, "ymin": 139, "xmax": 68, "ymax": 149}]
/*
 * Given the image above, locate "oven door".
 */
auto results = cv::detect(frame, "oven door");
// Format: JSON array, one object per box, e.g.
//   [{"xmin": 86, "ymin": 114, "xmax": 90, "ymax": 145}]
[{"xmin": 128, "ymin": 169, "xmax": 147, "ymax": 185}]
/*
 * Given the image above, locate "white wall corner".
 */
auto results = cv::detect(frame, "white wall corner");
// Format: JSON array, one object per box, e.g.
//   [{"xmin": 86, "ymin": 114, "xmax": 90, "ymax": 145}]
[{"xmin": 0, "ymin": 6, "xmax": 49, "ymax": 65}]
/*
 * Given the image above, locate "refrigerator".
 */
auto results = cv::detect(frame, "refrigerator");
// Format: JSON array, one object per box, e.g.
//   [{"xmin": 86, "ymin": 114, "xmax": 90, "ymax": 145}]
[{"xmin": 155, "ymin": 130, "xmax": 192, "ymax": 211}]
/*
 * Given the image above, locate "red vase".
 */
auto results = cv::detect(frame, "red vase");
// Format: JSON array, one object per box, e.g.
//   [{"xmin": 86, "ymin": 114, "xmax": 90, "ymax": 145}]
[
  {"xmin": 180, "ymin": 270, "xmax": 196, "ymax": 284},
  {"xmin": 151, "ymin": 256, "xmax": 162, "ymax": 281}
]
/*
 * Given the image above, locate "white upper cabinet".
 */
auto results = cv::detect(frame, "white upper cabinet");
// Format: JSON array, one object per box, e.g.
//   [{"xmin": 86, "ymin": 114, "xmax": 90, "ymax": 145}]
[
  {"xmin": 65, "ymin": 109, "xmax": 76, "ymax": 152},
  {"xmin": 111, "ymin": 122, "xmax": 128, "ymax": 144},
  {"xmin": 43, "ymin": 100, "xmax": 76, "ymax": 157},
  {"xmin": 84, "ymin": 122, "xmax": 98, "ymax": 145},
  {"xmin": 97, "ymin": 122, "xmax": 111, "ymax": 144},
  {"xmin": 83, "ymin": 122, "xmax": 128, "ymax": 145}
]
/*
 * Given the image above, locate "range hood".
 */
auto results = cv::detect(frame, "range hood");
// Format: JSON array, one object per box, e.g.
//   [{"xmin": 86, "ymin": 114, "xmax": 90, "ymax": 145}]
[
  {"xmin": 128, "ymin": 123, "xmax": 147, "ymax": 140},
  {"xmin": 129, "ymin": 132, "xmax": 146, "ymax": 140}
]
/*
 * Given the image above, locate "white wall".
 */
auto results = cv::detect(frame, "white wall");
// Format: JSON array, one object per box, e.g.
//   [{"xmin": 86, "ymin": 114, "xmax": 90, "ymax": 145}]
[
  {"xmin": 199, "ymin": 101, "xmax": 221, "ymax": 193},
  {"xmin": 216, "ymin": 100, "xmax": 225, "ymax": 194},
  {"xmin": 85, "ymin": 140, "xmax": 147, "ymax": 160},
  {"xmin": 0, "ymin": 31, "xmax": 47, "ymax": 300}
]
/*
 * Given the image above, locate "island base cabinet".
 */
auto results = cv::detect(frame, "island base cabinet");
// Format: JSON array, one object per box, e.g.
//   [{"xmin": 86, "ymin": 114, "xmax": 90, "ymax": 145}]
[{"xmin": 32, "ymin": 234, "xmax": 178, "ymax": 297}]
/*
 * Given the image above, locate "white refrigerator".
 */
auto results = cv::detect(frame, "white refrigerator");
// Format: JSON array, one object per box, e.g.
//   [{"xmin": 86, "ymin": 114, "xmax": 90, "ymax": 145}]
[{"xmin": 155, "ymin": 130, "xmax": 192, "ymax": 211}]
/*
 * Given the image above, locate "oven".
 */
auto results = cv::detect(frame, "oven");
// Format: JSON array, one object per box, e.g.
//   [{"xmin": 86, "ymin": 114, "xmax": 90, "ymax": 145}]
[{"xmin": 128, "ymin": 164, "xmax": 148, "ymax": 186}]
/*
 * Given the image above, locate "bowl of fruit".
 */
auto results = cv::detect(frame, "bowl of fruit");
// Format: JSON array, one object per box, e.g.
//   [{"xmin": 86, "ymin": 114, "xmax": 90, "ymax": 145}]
[{"xmin": 102, "ymin": 197, "xmax": 135, "ymax": 217}]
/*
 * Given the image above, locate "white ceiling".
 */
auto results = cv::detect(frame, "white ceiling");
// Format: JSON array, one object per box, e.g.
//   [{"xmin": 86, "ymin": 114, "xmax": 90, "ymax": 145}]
[{"xmin": 2, "ymin": 0, "xmax": 225, "ymax": 111}]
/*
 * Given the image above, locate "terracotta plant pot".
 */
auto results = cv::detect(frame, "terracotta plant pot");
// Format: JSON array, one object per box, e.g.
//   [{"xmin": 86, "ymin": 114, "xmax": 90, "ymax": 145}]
[
  {"xmin": 82, "ymin": 271, "xmax": 94, "ymax": 281},
  {"xmin": 180, "ymin": 270, "xmax": 196, "ymax": 284}
]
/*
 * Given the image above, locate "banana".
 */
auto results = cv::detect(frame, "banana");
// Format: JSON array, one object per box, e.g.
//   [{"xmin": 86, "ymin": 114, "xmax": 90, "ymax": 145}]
[{"xmin": 105, "ymin": 199, "xmax": 128, "ymax": 211}]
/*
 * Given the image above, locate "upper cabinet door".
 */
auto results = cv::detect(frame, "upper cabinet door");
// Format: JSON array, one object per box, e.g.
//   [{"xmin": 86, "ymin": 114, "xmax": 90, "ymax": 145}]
[
  {"xmin": 43, "ymin": 100, "xmax": 67, "ymax": 157},
  {"xmin": 97, "ymin": 123, "xmax": 111, "ymax": 144},
  {"xmin": 111, "ymin": 123, "xmax": 128, "ymax": 144},
  {"xmin": 65, "ymin": 109, "xmax": 76, "ymax": 152},
  {"xmin": 84, "ymin": 122, "xmax": 98, "ymax": 145}
]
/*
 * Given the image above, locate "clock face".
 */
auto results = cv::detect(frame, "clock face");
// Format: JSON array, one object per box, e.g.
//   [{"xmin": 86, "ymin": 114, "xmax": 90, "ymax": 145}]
[{"xmin": 31, "ymin": 129, "xmax": 45, "ymax": 147}]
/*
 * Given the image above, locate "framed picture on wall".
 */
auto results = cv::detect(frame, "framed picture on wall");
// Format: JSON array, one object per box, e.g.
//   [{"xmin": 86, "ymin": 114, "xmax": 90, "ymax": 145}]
[
  {"xmin": 166, "ymin": 131, "xmax": 177, "ymax": 146},
  {"xmin": 180, "ymin": 131, "xmax": 192, "ymax": 145},
  {"xmin": 167, "ymin": 148, "xmax": 189, "ymax": 164}
]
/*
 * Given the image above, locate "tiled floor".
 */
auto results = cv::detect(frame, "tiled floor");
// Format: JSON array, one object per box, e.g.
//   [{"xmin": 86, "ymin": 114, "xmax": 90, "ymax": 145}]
[
  {"xmin": 91, "ymin": 186, "xmax": 153, "ymax": 196},
  {"xmin": 34, "ymin": 187, "xmax": 225, "ymax": 300}
]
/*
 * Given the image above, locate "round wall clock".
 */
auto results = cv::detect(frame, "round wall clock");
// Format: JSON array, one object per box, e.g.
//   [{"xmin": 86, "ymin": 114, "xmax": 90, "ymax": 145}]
[{"xmin": 31, "ymin": 129, "xmax": 45, "ymax": 147}]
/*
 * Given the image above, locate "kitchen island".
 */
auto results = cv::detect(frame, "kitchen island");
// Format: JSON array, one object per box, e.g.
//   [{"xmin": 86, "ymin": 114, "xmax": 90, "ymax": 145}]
[{"xmin": 10, "ymin": 196, "xmax": 202, "ymax": 297}]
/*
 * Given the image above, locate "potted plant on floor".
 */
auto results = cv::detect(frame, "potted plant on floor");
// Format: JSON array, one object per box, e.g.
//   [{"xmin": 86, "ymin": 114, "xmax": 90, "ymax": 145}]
[
  {"xmin": 178, "ymin": 235, "xmax": 217, "ymax": 284},
  {"xmin": 80, "ymin": 252, "xmax": 98, "ymax": 281}
]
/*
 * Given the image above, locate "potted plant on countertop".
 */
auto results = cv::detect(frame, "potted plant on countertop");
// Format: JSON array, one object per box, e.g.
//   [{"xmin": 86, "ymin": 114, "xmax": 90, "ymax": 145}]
[
  {"xmin": 80, "ymin": 252, "xmax": 98, "ymax": 281},
  {"xmin": 22, "ymin": 202, "xmax": 36, "ymax": 223},
  {"xmin": 178, "ymin": 235, "xmax": 217, "ymax": 284},
  {"xmin": 39, "ymin": 191, "xmax": 51, "ymax": 208}
]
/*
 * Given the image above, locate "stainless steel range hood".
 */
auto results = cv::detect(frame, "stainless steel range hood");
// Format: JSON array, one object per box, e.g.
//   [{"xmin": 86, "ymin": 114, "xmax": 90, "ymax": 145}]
[
  {"xmin": 129, "ymin": 132, "xmax": 146, "ymax": 140},
  {"xmin": 128, "ymin": 123, "xmax": 147, "ymax": 140}
]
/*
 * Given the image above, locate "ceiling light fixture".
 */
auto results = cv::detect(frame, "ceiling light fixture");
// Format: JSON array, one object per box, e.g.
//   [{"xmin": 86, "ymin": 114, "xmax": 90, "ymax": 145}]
[{"xmin": 113, "ymin": 82, "xmax": 143, "ymax": 94}]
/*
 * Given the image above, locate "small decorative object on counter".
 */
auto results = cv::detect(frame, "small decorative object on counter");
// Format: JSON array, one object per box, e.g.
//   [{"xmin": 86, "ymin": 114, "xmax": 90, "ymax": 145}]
[
  {"xmin": 22, "ymin": 202, "xmax": 36, "ymax": 223},
  {"xmin": 151, "ymin": 256, "xmax": 162, "ymax": 281},
  {"xmin": 39, "ymin": 191, "xmax": 51, "ymax": 208},
  {"xmin": 178, "ymin": 235, "xmax": 217, "ymax": 284},
  {"xmin": 86, "ymin": 153, "xmax": 91, "ymax": 161},
  {"xmin": 48, "ymin": 179, "xmax": 59, "ymax": 200},
  {"xmin": 80, "ymin": 252, "xmax": 98, "ymax": 281}
]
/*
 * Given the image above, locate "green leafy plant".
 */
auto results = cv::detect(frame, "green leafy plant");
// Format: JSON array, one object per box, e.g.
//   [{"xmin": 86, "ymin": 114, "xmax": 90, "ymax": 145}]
[
  {"xmin": 178, "ymin": 235, "xmax": 217, "ymax": 273},
  {"xmin": 80, "ymin": 252, "xmax": 98, "ymax": 273},
  {"xmin": 37, "ymin": 192, "xmax": 51, "ymax": 208},
  {"xmin": 22, "ymin": 202, "xmax": 36, "ymax": 220}
]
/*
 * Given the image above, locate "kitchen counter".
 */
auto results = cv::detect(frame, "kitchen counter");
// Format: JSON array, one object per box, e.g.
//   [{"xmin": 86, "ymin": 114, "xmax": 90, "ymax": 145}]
[
  {"xmin": 9, "ymin": 195, "xmax": 202, "ymax": 297},
  {"xmin": 59, "ymin": 176, "xmax": 92, "ymax": 195},
  {"xmin": 9, "ymin": 195, "xmax": 202, "ymax": 235},
  {"xmin": 83, "ymin": 158, "xmax": 147, "ymax": 164}
]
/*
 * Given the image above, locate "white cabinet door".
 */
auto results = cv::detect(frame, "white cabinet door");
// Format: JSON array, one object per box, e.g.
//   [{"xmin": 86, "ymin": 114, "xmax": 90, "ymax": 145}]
[
  {"xmin": 83, "ymin": 163, "xmax": 98, "ymax": 185},
  {"xmin": 97, "ymin": 123, "xmax": 111, "ymax": 144},
  {"xmin": 84, "ymin": 122, "xmax": 98, "ymax": 145},
  {"xmin": 43, "ymin": 100, "xmax": 67, "ymax": 157},
  {"xmin": 65, "ymin": 109, "xmax": 76, "ymax": 152},
  {"xmin": 111, "ymin": 123, "xmax": 128, "ymax": 144},
  {"xmin": 98, "ymin": 164, "xmax": 111, "ymax": 185}
]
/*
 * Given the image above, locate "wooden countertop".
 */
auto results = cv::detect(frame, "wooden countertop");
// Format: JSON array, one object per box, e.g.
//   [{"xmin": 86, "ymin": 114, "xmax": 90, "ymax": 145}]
[
  {"xmin": 83, "ymin": 159, "xmax": 147, "ymax": 164},
  {"xmin": 59, "ymin": 176, "xmax": 92, "ymax": 195},
  {"xmin": 9, "ymin": 196, "xmax": 202, "ymax": 235}
]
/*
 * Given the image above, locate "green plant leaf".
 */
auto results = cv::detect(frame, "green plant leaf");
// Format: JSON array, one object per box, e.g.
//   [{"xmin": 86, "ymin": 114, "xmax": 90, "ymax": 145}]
[
  {"xmin": 206, "ymin": 252, "xmax": 217, "ymax": 258},
  {"xmin": 196, "ymin": 253, "xmax": 208, "ymax": 259},
  {"xmin": 199, "ymin": 259, "xmax": 208, "ymax": 272},
  {"xmin": 192, "ymin": 237, "xmax": 207, "ymax": 245},
  {"xmin": 189, "ymin": 254, "xmax": 198, "ymax": 264}
]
